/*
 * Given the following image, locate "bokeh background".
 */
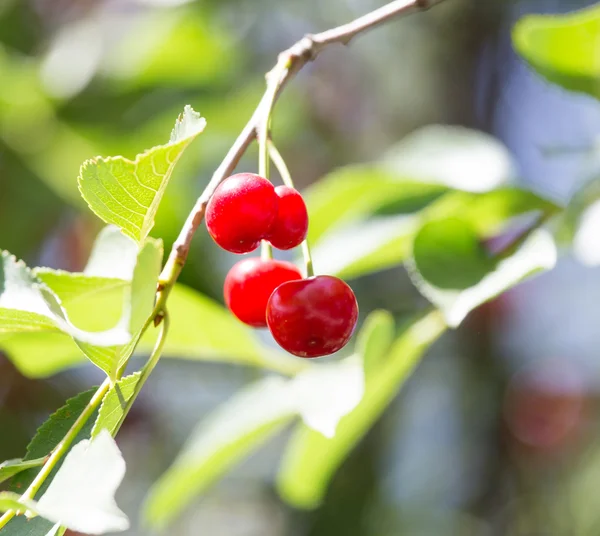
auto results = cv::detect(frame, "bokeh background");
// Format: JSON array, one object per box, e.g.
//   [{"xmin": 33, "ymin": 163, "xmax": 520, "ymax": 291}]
[{"xmin": 1, "ymin": 0, "xmax": 600, "ymax": 534}]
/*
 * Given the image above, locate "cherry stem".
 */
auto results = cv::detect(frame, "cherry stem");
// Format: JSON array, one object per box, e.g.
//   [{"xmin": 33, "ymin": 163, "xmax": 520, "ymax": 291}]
[{"xmin": 267, "ymin": 139, "xmax": 315, "ymax": 278}]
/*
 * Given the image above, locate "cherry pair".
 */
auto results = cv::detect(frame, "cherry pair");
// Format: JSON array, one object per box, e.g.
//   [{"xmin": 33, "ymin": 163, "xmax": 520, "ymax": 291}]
[
  {"xmin": 224, "ymin": 258, "xmax": 358, "ymax": 358},
  {"xmin": 205, "ymin": 173, "xmax": 308, "ymax": 254},
  {"xmin": 206, "ymin": 173, "xmax": 358, "ymax": 358}
]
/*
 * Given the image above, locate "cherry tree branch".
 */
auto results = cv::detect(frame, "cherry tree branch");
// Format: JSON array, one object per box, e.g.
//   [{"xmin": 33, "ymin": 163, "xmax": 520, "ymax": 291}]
[{"xmin": 156, "ymin": 0, "xmax": 445, "ymax": 306}]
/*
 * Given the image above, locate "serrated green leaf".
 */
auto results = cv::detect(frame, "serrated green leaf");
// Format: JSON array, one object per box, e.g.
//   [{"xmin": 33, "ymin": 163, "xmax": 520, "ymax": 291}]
[
  {"xmin": 356, "ymin": 310, "xmax": 395, "ymax": 378},
  {"xmin": 0, "ymin": 458, "xmax": 45, "ymax": 485},
  {"xmin": 11, "ymin": 389, "xmax": 98, "ymax": 495},
  {"xmin": 277, "ymin": 311, "xmax": 445, "ymax": 509},
  {"xmin": 412, "ymin": 218, "xmax": 496, "ymax": 290},
  {"xmin": 78, "ymin": 105, "xmax": 206, "ymax": 243},
  {"xmin": 144, "ymin": 358, "xmax": 364, "ymax": 528},
  {"xmin": 513, "ymin": 5, "xmax": 600, "ymax": 99},
  {"xmin": 409, "ymin": 229, "xmax": 557, "ymax": 328},
  {"xmin": 33, "ymin": 431, "xmax": 129, "ymax": 535},
  {"xmin": 0, "ymin": 251, "xmax": 129, "ymax": 347},
  {"xmin": 0, "ymin": 517, "xmax": 57, "ymax": 536},
  {"xmin": 382, "ymin": 125, "xmax": 515, "ymax": 192},
  {"xmin": 92, "ymin": 372, "xmax": 142, "ymax": 437}
]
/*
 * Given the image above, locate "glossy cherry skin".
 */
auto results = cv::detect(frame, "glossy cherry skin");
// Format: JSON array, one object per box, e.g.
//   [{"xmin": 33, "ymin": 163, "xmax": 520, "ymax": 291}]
[
  {"xmin": 224, "ymin": 258, "xmax": 302, "ymax": 328},
  {"xmin": 206, "ymin": 173, "xmax": 278, "ymax": 254},
  {"xmin": 266, "ymin": 186, "xmax": 309, "ymax": 250},
  {"xmin": 266, "ymin": 275, "xmax": 359, "ymax": 358}
]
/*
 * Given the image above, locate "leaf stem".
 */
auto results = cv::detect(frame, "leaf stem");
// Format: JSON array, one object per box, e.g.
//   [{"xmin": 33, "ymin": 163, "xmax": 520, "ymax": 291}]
[
  {"xmin": 113, "ymin": 312, "xmax": 170, "ymax": 436},
  {"xmin": 0, "ymin": 510, "xmax": 14, "ymax": 529},
  {"xmin": 267, "ymin": 140, "xmax": 315, "ymax": 277}
]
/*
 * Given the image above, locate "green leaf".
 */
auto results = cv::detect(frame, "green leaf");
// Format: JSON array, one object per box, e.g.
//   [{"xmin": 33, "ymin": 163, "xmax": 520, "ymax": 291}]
[
  {"xmin": 0, "ymin": 251, "xmax": 129, "ymax": 346},
  {"xmin": 311, "ymin": 215, "xmax": 418, "ymax": 279},
  {"xmin": 143, "ymin": 376, "xmax": 296, "ymax": 529},
  {"xmin": 92, "ymin": 372, "xmax": 142, "ymax": 437},
  {"xmin": 33, "ymin": 431, "xmax": 129, "ymax": 534},
  {"xmin": 33, "ymin": 270, "xmax": 127, "ymax": 305},
  {"xmin": 0, "ymin": 458, "xmax": 45, "ymax": 485},
  {"xmin": 513, "ymin": 6, "xmax": 600, "ymax": 99},
  {"xmin": 11, "ymin": 389, "xmax": 98, "ymax": 494},
  {"xmin": 356, "ymin": 310, "xmax": 395, "ymax": 378},
  {"xmin": 144, "ymin": 358, "xmax": 364, "ymax": 528},
  {"xmin": 277, "ymin": 311, "xmax": 446, "ymax": 508},
  {"xmin": 382, "ymin": 125, "xmax": 515, "ymax": 192},
  {"xmin": 78, "ymin": 105, "xmax": 206, "ymax": 243},
  {"xmin": 304, "ymin": 165, "xmax": 447, "ymax": 244},
  {"xmin": 0, "ymin": 491, "xmax": 29, "ymax": 513},
  {"xmin": 0, "ymin": 517, "xmax": 58, "ymax": 536},
  {"xmin": 412, "ymin": 218, "xmax": 496, "ymax": 290},
  {"xmin": 75, "ymin": 236, "xmax": 163, "ymax": 378},
  {"xmin": 409, "ymin": 229, "xmax": 557, "ymax": 328}
]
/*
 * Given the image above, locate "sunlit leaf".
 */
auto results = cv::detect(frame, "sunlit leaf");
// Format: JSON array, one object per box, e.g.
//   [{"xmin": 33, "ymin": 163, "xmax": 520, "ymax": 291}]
[
  {"xmin": 143, "ymin": 376, "xmax": 295, "ymax": 529},
  {"xmin": 356, "ymin": 310, "xmax": 395, "ymax": 378},
  {"xmin": 304, "ymin": 166, "xmax": 446, "ymax": 244},
  {"xmin": 33, "ymin": 270, "xmax": 127, "ymax": 305},
  {"xmin": 0, "ymin": 251, "xmax": 129, "ymax": 347},
  {"xmin": 310, "ymin": 215, "xmax": 418, "ymax": 278},
  {"xmin": 32, "ymin": 431, "xmax": 129, "ymax": 535},
  {"xmin": 382, "ymin": 125, "xmax": 515, "ymax": 192},
  {"xmin": 310, "ymin": 187, "xmax": 557, "ymax": 280},
  {"xmin": 513, "ymin": 5, "xmax": 600, "ymax": 99},
  {"xmin": 78, "ymin": 105, "xmax": 206, "ymax": 243},
  {"xmin": 75, "ymin": 236, "xmax": 162, "ymax": 378},
  {"xmin": 92, "ymin": 372, "xmax": 142, "ymax": 437},
  {"xmin": 277, "ymin": 311, "xmax": 446, "ymax": 508},
  {"xmin": 409, "ymin": 229, "xmax": 557, "ymax": 327},
  {"xmin": 144, "ymin": 358, "xmax": 364, "ymax": 527}
]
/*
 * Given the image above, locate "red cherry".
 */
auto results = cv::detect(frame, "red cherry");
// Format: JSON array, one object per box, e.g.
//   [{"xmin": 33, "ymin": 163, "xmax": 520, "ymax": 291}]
[
  {"xmin": 206, "ymin": 173, "xmax": 278, "ymax": 254},
  {"xmin": 224, "ymin": 257, "xmax": 302, "ymax": 328},
  {"xmin": 266, "ymin": 186, "xmax": 309, "ymax": 250},
  {"xmin": 266, "ymin": 275, "xmax": 359, "ymax": 358}
]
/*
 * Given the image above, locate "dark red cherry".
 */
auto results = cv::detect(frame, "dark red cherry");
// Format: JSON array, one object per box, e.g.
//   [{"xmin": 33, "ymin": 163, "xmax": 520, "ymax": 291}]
[
  {"xmin": 206, "ymin": 173, "xmax": 278, "ymax": 254},
  {"xmin": 224, "ymin": 257, "xmax": 302, "ymax": 328},
  {"xmin": 266, "ymin": 275, "xmax": 359, "ymax": 358},
  {"xmin": 266, "ymin": 186, "xmax": 309, "ymax": 250}
]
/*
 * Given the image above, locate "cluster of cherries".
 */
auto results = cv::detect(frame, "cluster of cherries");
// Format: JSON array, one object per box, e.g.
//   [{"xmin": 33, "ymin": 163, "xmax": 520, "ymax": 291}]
[{"xmin": 205, "ymin": 173, "xmax": 358, "ymax": 358}]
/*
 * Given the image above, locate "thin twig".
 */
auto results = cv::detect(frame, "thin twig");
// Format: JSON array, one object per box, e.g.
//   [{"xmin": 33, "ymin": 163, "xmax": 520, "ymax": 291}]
[{"xmin": 156, "ymin": 0, "xmax": 445, "ymax": 306}]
